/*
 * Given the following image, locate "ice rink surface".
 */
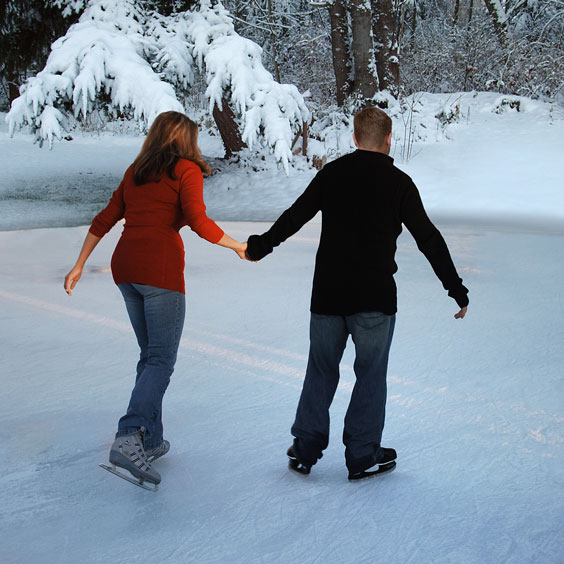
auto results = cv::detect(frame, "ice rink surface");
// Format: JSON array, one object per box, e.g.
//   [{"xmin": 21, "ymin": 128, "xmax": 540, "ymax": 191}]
[{"xmin": 1, "ymin": 219, "xmax": 562, "ymax": 564}]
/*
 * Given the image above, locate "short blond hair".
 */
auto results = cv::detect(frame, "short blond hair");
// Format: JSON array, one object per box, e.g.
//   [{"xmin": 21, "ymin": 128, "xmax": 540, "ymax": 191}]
[{"xmin": 353, "ymin": 106, "xmax": 392, "ymax": 148}]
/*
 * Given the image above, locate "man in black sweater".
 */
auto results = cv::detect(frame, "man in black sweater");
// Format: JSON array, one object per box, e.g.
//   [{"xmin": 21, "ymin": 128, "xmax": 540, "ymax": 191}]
[{"xmin": 246, "ymin": 107, "xmax": 468, "ymax": 480}]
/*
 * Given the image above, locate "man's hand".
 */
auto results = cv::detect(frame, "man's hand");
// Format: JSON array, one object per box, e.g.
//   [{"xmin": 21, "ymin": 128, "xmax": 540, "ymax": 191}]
[
  {"xmin": 244, "ymin": 243, "xmax": 258, "ymax": 263},
  {"xmin": 454, "ymin": 306, "xmax": 467, "ymax": 319}
]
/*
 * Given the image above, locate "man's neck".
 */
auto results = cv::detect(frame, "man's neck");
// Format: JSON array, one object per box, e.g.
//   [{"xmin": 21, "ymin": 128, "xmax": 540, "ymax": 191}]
[{"xmin": 357, "ymin": 145, "xmax": 390, "ymax": 156}]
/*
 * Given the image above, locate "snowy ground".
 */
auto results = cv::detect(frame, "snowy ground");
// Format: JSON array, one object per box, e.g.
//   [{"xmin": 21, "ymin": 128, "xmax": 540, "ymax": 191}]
[
  {"xmin": 1, "ymin": 93, "xmax": 563, "ymax": 563},
  {"xmin": 2, "ymin": 92, "xmax": 564, "ymax": 231}
]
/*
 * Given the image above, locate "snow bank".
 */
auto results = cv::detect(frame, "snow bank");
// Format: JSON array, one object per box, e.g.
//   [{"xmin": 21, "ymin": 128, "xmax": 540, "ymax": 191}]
[{"xmin": 1, "ymin": 92, "xmax": 563, "ymax": 231}]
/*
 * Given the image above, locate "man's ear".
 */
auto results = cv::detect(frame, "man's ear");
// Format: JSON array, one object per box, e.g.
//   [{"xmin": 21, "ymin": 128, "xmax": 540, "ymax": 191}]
[
  {"xmin": 352, "ymin": 133, "xmax": 358, "ymax": 148},
  {"xmin": 385, "ymin": 132, "xmax": 392, "ymax": 146}
]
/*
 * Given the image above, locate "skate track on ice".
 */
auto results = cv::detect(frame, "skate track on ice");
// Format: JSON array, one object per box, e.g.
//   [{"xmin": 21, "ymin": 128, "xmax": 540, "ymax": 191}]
[{"xmin": 0, "ymin": 220, "xmax": 563, "ymax": 564}]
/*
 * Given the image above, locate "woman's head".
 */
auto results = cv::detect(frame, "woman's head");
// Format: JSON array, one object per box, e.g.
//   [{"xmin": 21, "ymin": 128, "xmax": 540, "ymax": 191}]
[{"xmin": 133, "ymin": 111, "xmax": 211, "ymax": 185}]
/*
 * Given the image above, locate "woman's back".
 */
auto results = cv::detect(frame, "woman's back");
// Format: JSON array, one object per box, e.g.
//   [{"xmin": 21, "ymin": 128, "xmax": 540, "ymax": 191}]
[{"xmin": 90, "ymin": 158, "xmax": 224, "ymax": 293}]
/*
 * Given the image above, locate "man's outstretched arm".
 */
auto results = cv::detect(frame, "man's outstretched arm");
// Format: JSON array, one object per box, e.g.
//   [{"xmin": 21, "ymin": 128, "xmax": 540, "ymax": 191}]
[
  {"xmin": 402, "ymin": 182, "xmax": 469, "ymax": 318},
  {"xmin": 246, "ymin": 170, "xmax": 324, "ymax": 261}
]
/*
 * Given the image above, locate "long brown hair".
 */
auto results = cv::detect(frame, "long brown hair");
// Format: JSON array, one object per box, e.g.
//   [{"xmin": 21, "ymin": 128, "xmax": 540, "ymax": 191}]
[{"xmin": 133, "ymin": 111, "xmax": 212, "ymax": 185}]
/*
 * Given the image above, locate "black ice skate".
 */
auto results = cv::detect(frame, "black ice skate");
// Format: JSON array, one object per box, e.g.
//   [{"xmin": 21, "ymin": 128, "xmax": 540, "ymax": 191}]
[
  {"xmin": 287, "ymin": 446, "xmax": 311, "ymax": 475},
  {"xmin": 348, "ymin": 448, "xmax": 397, "ymax": 481}
]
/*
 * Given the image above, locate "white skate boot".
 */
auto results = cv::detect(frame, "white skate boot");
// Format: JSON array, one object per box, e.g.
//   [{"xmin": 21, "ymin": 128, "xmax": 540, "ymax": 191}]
[
  {"xmin": 145, "ymin": 440, "xmax": 170, "ymax": 463},
  {"xmin": 100, "ymin": 431, "xmax": 161, "ymax": 492}
]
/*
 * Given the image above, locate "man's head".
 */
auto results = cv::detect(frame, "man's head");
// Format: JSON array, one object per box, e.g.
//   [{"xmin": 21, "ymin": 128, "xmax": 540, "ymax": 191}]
[{"xmin": 353, "ymin": 106, "xmax": 392, "ymax": 154}]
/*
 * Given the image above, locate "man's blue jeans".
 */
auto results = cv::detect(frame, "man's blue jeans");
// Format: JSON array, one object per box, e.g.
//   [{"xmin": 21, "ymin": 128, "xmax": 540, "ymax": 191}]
[
  {"xmin": 291, "ymin": 311, "xmax": 396, "ymax": 473},
  {"xmin": 116, "ymin": 283, "xmax": 185, "ymax": 450}
]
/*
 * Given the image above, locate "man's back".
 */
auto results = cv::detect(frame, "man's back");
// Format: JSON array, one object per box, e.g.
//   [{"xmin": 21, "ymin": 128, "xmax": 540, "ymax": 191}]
[
  {"xmin": 313, "ymin": 150, "xmax": 413, "ymax": 315},
  {"xmin": 245, "ymin": 105, "xmax": 468, "ymax": 482},
  {"xmin": 247, "ymin": 149, "xmax": 468, "ymax": 316}
]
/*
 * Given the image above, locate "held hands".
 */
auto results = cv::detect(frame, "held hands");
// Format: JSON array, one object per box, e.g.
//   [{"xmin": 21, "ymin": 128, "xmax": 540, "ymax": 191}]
[
  {"xmin": 234, "ymin": 241, "xmax": 257, "ymax": 262},
  {"xmin": 218, "ymin": 234, "xmax": 253, "ymax": 261},
  {"xmin": 234, "ymin": 241, "xmax": 249, "ymax": 260}
]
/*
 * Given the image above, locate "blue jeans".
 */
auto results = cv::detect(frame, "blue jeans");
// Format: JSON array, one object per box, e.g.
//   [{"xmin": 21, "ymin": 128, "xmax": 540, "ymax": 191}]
[
  {"xmin": 291, "ymin": 311, "xmax": 396, "ymax": 473},
  {"xmin": 116, "ymin": 283, "xmax": 185, "ymax": 450}
]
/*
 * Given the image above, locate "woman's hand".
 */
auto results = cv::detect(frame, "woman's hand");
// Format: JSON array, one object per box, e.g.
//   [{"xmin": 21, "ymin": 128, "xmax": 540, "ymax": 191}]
[
  {"xmin": 64, "ymin": 265, "xmax": 83, "ymax": 296},
  {"xmin": 235, "ymin": 242, "xmax": 249, "ymax": 260},
  {"xmin": 64, "ymin": 231, "xmax": 102, "ymax": 295},
  {"xmin": 215, "ymin": 234, "xmax": 253, "ymax": 261}
]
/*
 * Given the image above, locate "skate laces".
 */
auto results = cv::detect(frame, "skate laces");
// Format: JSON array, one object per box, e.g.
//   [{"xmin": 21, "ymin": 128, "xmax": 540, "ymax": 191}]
[{"xmin": 122, "ymin": 434, "xmax": 152, "ymax": 472}]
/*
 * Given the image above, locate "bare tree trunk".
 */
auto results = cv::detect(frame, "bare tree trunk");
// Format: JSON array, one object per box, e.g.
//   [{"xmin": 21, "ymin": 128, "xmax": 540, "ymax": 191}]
[
  {"xmin": 371, "ymin": 0, "xmax": 399, "ymax": 96},
  {"xmin": 328, "ymin": 0, "xmax": 352, "ymax": 106},
  {"xmin": 212, "ymin": 98, "xmax": 246, "ymax": 158},
  {"xmin": 410, "ymin": 1, "xmax": 417, "ymax": 49},
  {"xmin": 8, "ymin": 79, "xmax": 20, "ymax": 105},
  {"xmin": 467, "ymin": 0, "xmax": 474, "ymax": 28},
  {"xmin": 349, "ymin": 0, "xmax": 378, "ymax": 100},
  {"xmin": 267, "ymin": 0, "xmax": 281, "ymax": 83},
  {"xmin": 453, "ymin": 0, "xmax": 461, "ymax": 25},
  {"xmin": 483, "ymin": 0, "xmax": 510, "ymax": 46}
]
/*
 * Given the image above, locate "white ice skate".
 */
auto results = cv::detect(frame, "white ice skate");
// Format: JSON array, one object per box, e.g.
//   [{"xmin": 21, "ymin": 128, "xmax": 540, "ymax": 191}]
[
  {"xmin": 145, "ymin": 440, "xmax": 170, "ymax": 463},
  {"xmin": 100, "ymin": 431, "xmax": 161, "ymax": 492}
]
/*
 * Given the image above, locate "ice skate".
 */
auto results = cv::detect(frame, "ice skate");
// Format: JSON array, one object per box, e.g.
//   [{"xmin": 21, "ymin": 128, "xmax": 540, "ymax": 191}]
[
  {"xmin": 100, "ymin": 431, "xmax": 161, "ymax": 492},
  {"xmin": 145, "ymin": 439, "xmax": 170, "ymax": 463},
  {"xmin": 348, "ymin": 448, "xmax": 397, "ymax": 481},
  {"xmin": 287, "ymin": 446, "xmax": 311, "ymax": 475}
]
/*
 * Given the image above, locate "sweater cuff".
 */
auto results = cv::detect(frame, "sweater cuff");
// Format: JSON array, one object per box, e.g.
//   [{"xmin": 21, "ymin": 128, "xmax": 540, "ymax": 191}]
[
  {"xmin": 448, "ymin": 284, "xmax": 469, "ymax": 308},
  {"xmin": 88, "ymin": 223, "xmax": 106, "ymax": 239},
  {"xmin": 247, "ymin": 234, "xmax": 273, "ymax": 261},
  {"xmin": 208, "ymin": 224, "xmax": 225, "ymax": 244}
]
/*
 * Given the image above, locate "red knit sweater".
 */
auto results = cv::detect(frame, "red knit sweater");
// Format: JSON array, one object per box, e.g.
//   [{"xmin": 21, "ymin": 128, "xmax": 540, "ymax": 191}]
[{"xmin": 89, "ymin": 159, "xmax": 224, "ymax": 294}]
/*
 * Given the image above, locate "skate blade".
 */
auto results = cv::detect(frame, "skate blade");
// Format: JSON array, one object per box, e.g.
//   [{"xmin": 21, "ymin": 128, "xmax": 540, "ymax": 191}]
[
  {"xmin": 348, "ymin": 461, "xmax": 396, "ymax": 481},
  {"xmin": 99, "ymin": 463, "xmax": 159, "ymax": 492},
  {"xmin": 288, "ymin": 460, "xmax": 311, "ymax": 475}
]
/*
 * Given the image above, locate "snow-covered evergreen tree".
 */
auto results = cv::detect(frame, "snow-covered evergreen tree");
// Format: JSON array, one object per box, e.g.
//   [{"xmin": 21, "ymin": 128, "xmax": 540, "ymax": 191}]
[
  {"xmin": 189, "ymin": 0, "xmax": 310, "ymax": 167},
  {"xmin": 7, "ymin": 0, "xmax": 310, "ymax": 171},
  {"xmin": 7, "ymin": 0, "xmax": 183, "ymax": 147}
]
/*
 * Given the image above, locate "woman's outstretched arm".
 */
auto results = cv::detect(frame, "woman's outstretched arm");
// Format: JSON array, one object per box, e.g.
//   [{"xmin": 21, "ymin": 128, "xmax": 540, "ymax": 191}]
[
  {"xmin": 64, "ymin": 231, "xmax": 102, "ymax": 295},
  {"xmin": 215, "ymin": 233, "xmax": 248, "ymax": 260}
]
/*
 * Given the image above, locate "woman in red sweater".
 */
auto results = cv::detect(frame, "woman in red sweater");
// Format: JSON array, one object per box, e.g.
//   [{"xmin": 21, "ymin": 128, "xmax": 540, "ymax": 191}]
[{"xmin": 64, "ymin": 111, "xmax": 247, "ymax": 488}]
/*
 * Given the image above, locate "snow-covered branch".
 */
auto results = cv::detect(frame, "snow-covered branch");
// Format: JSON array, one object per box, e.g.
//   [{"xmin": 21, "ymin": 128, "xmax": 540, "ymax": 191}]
[
  {"xmin": 189, "ymin": 1, "xmax": 309, "ymax": 171},
  {"xmin": 145, "ymin": 12, "xmax": 196, "ymax": 90},
  {"xmin": 50, "ymin": 0, "xmax": 87, "ymax": 17}
]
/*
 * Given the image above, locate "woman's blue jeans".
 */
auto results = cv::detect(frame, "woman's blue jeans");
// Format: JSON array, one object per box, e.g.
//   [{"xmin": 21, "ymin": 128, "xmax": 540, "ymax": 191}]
[
  {"xmin": 291, "ymin": 311, "xmax": 396, "ymax": 473},
  {"xmin": 116, "ymin": 283, "xmax": 185, "ymax": 450}
]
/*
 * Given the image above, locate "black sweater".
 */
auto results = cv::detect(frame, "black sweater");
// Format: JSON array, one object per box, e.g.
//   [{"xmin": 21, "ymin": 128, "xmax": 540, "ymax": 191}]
[{"xmin": 247, "ymin": 150, "xmax": 469, "ymax": 315}]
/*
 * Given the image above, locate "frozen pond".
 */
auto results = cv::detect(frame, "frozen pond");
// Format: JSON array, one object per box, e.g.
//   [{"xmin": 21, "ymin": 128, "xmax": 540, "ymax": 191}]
[{"xmin": 1, "ymin": 220, "xmax": 562, "ymax": 564}]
